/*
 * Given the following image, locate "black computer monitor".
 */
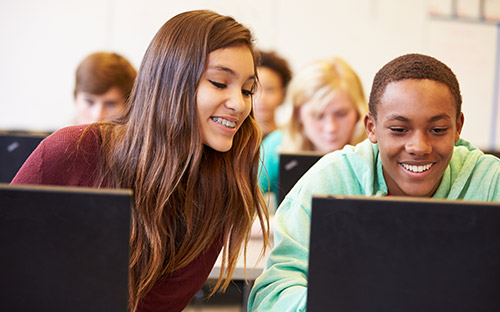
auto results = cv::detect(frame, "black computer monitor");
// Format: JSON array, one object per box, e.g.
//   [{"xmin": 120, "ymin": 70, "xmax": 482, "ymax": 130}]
[
  {"xmin": 0, "ymin": 184, "xmax": 132, "ymax": 312},
  {"xmin": 0, "ymin": 132, "xmax": 47, "ymax": 183},
  {"xmin": 278, "ymin": 152, "xmax": 323, "ymax": 205},
  {"xmin": 307, "ymin": 195, "xmax": 500, "ymax": 312}
]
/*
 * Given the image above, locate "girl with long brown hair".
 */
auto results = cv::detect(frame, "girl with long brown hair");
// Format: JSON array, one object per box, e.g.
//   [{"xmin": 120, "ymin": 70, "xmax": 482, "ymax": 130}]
[{"xmin": 12, "ymin": 10, "xmax": 269, "ymax": 312}]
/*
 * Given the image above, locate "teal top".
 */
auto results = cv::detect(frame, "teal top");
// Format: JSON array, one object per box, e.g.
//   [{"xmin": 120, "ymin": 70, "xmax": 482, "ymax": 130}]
[
  {"xmin": 248, "ymin": 138, "xmax": 500, "ymax": 312},
  {"xmin": 259, "ymin": 130, "xmax": 283, "ymax": 198}
]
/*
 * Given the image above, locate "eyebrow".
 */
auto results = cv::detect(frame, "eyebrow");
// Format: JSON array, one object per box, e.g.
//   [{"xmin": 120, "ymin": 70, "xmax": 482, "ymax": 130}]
[
  {"xmin": 208, "ymin": 65, "xmax": 256, "ymax": 82},
  {"xmin": 385, "ymin": 114, "xmax": 409, "ymax": 122},
  {"xmin": 428, "ymin": 114, "xmax": 452, "ymax": 122},
  {"xmin": 385, "ymin": 113, "xmax": 452, "ymax": 123}
]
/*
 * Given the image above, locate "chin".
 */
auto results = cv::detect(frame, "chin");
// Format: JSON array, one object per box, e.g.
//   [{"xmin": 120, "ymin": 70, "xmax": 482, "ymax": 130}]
[
  {"xmin": 218, "ymin": 146, "xmax": 232, "ymax": 153},
  {"xmin": 402, "ymin": 187, "xmax": 436, "ymax": 198},
  {"xmin": 320, "ymin": 145, "xmax": 341, "ymax": 154},
  {"xmin": 206, "ymin": 142, "xmax": 233, "ymax": 153}
]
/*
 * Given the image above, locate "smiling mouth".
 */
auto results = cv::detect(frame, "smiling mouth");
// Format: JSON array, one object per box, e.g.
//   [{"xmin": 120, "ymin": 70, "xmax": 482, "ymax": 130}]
[
  {"xmin": 211, "ymin": 117, "xmax": 236, "ymax": 129},
  {"xmin": 401, "ymin": 163, "xmax": 434, "ymax": 173}
]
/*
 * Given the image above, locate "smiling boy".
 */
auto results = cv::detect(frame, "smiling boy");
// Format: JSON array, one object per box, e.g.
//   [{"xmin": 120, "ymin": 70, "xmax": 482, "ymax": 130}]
[{"xmin": 248, "ymin": 54, "xmax": 500, "ymax": 312}]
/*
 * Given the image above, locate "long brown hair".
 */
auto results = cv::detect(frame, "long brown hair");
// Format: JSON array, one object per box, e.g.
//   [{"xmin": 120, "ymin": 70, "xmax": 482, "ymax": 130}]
[{"xmin": 96, "ymin": 10, "xmax": 268, "ymax": 311}]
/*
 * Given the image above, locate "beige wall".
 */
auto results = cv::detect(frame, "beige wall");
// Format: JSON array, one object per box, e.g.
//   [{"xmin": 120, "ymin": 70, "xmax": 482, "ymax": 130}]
[{"xmin": 1, "ymin": 0, "xmax": 498, "ymax": 149}]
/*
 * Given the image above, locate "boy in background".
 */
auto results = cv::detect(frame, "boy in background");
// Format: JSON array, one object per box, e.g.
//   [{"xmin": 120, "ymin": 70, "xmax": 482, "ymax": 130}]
[{"xmin": 74, "ymin": 51, "xmax": 136, "ymax": 124}]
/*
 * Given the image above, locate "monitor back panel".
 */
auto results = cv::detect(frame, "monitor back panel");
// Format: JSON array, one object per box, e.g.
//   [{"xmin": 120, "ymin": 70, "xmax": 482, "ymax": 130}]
[
  {"xmin": 307, "ymin": 196, "xmax": 500, "ymax": 312},
  {"xmin": 483, "ymin": 150, "xmax": 500, "ymax": 158},
  {"xmin": 278, "ymin": 153, "xmax": 322, "ymax": 205},
  {"xmin": 0, "ymin": 184, "xmax": 131, "ymax": 312},
  {"xmin": 0, "ymin": 133, "xmax": 46, "ymax": 183}
]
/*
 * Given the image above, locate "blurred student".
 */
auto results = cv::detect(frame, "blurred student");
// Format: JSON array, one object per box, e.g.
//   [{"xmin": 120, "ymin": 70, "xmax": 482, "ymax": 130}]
[
  {"xmin": 12, "ymin": 10, "xmax": 269, "ymax": 312},
  {"xmin": 248, "ymin": 53, "xmax": 500, "ymax": 311},
  {"xmin": 74, "ymin": 51, "xmax": 136, "ymax": 124},
  {"xmin": 253, "ymin": 50, "xmax": 292, "ymax": 137},
  {"xmin": 259, "ymin": 56, "xmax": 367, "ymax": 202}
]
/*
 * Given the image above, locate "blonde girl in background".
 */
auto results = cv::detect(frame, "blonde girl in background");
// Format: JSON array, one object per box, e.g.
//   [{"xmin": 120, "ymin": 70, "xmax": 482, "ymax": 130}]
[{"xmin": 259, "ymin": 56, "xmax": 368, "ymax": 208}]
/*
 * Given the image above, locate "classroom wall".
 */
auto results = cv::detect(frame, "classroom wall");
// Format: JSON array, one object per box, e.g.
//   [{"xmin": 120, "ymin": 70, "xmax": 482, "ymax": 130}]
[{"xmin": 1, "ymin": 0, "xmax": 499, "ymax": 150}]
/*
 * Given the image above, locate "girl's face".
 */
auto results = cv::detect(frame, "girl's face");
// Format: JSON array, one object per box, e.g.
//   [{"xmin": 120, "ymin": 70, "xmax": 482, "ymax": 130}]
[
  {"xmin": 253, "ymin": 66, "xmax": 285, "ymax": 125},
  {"xmin": 300, "ymin": 90, "xmax": 359, "ymax": 153},
  {"xmin": 364, "ymin": 79, "xmax": 463, "ymax": 197},
  {"xmin": 196, "ymin": 45, "xmax": 256, "ymax": 152}
]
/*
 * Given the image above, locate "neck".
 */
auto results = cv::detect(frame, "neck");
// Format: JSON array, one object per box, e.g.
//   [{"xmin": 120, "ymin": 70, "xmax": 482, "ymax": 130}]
[{"xmin": 259, "ymin": 120, "xmax": 277, "ymax": 136}]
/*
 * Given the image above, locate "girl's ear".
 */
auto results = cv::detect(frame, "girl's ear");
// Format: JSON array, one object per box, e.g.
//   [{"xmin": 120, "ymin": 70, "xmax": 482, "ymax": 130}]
[{"xmin": 364, "ymin": 112, "xmax": 378, "ymax": 143}]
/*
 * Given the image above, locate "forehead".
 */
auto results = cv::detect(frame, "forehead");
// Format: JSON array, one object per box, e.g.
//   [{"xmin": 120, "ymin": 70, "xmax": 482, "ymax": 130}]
[
  {"xmin": 206, "ymin": 45, "xmax": 255, "ymax": 79},
  {"xmin": 304, "ymin": 89, "xmax": 355, "ymax": 114},
  {"xmin": 377, "ymin": 79, "xmax": 456, "ymax": 120},
  {"xmin": 257, "ymin": 67, "xmax": 282, "ymax": 85},
  {"xmin": 78, "ymin": 86, "xmax": 125, "ymax": 99}
]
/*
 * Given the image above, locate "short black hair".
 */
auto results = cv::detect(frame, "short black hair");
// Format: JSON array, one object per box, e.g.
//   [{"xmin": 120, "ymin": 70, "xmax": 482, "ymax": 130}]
[
  {"xmin": 257, "ymin": 50, "xmax": 292, "ymax": 88},
  {"xmin": 368, "ymin": 53, "xmax": 461, "ymax": 119}
]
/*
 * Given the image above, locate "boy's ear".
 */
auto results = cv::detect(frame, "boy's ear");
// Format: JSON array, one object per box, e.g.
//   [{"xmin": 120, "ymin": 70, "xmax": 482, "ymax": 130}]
[
  {"xmin": 364, "ymin": 112, "xmax": 378, "ymax": 143},
  {"xmin": 454, "ymin": 112, "xmax": 464, "ymax": 143}
]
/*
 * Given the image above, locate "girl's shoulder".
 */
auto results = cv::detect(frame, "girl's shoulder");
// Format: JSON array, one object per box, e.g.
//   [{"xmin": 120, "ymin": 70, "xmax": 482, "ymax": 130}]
[{"xmin": 47, "ymin": 124, "xmax": 101, "ymax": 146}]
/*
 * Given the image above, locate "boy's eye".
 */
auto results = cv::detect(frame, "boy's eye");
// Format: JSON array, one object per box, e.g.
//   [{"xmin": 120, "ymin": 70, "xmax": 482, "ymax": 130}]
[
  {"xmin": 389, "ymin": 127, "xmax": 407, "ymax": 133},
  {"xmin": 209, "ymin": 80, "xmax": 226, "ymax": 89},
  {"xmin": 431, "ymin": 127, "xmax": 448, "ymax": 134}
]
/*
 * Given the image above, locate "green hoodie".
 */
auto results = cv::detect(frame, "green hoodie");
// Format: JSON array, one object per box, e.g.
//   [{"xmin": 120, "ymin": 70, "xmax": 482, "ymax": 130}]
[{"xmin": 249, "ymin": 138, "xmax": 500, "ymax": 312}]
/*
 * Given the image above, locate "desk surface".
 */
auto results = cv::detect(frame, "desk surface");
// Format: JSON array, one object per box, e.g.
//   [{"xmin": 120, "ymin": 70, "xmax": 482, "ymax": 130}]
[{"xmin": 209, "ymin": 237, "xmax": 270, "ymax": 281}]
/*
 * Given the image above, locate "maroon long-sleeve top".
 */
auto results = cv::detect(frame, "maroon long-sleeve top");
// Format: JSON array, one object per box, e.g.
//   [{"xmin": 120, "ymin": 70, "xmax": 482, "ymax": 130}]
[{"xmin": 11, "ymin": 124, "xmax": 222, "ymax": 312}]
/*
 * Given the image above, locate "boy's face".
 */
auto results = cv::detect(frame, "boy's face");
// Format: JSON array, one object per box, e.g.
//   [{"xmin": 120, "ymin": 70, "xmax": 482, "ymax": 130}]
[
  {"xmin": 74, "ymin": 86, "xmax": 126, "ymax": 124},
  {"xmin": 364, "ymin": 79, "xmax": 464, "ymax": 197}
]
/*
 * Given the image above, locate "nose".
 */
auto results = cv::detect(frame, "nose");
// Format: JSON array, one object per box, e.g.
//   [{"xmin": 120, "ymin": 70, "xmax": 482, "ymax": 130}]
[
  {"xmin": 323, "ymin": 115, "xmax": 337, "ymax": 133},
  {"xmin": 225, "ymin": 90, "xmax": 248, "ymax": 114},
  {"xmin": 406, "ymin": 131, "xmax": 432, "ymax": 155},
  {"xmin": 98, "ymin": 107, "xmax": 107, "ymax": 121},
  {"xmin": 91, "ymin": 102, "xmax": 105, "ymax": 122}
]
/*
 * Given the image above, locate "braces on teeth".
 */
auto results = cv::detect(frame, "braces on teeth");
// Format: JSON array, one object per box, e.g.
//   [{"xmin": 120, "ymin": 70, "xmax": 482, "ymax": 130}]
[{"xmin": 212, "ymin": 117, "xmax": 236, "ymax": 128}]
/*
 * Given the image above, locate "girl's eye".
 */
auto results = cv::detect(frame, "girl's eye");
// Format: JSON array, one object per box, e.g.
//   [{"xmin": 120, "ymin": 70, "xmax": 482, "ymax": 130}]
[
  {"xmin": 209, "ymin": 80, "xmax": 226, "ymax": 89},
  {"xmin": 105, "ymin": 102, "xmax": 118, "ymax": 109},
  {"xmin": 314, "ymin": 114, "xmax": 324, "ymax": 120},
  {"xmin": 335, "ymin": 112, "xmax": 348, "ymax": 118},
  {"xmin": 242, "ymin": 89, "xmax": 253, "ymax": 97}
]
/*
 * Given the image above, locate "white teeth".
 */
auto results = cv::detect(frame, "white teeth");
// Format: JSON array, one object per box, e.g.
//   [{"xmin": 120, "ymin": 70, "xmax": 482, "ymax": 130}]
[
  {"xmin": 211, "ymin": 117, "xmax": 236, "ymax": 129},
  {"xmin": 402, "ymin": 163, "xmax": 433, "ymax": 173}
]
